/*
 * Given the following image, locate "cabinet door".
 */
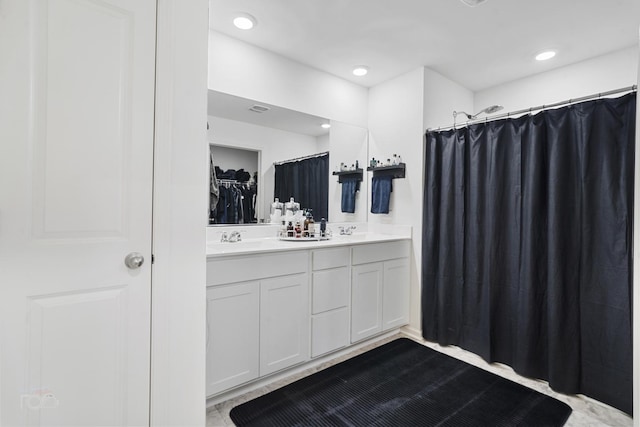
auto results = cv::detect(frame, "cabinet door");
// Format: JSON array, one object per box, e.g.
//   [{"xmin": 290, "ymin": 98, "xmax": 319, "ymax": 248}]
[
  {"xmin": 311, "ymin": 308, "xmax": 350, "ymax": 357},
  {"xmin": 312, "ymin": 267, "xmax": 350, "ymax": 314},
  {"xmin": 206, "ymin": 282, "xmax": 260, "ymax": 396},
  {"xmin": 351, "ymin": 263, "xmax": 383, "ymax": 342},
  {"xmin": 383, "ymin": 258, "xmax": 410, "ymax": 330},
  {"xmin": 260, "ymin": 273, "xmax": 310, "ymax": 376}
]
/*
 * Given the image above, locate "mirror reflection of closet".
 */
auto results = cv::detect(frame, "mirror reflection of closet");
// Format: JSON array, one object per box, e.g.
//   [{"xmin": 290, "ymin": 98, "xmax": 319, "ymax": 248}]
[
  {"xmin": 209, "ymin": 144, "xmax": 261, "ymax": 225},
  {"xmin": 207, "ymin": 90, "xmax": 369, "ymax": 225}
]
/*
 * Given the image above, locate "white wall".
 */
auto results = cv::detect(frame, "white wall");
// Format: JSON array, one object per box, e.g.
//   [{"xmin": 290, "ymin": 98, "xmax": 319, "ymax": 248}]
[
  {"xmin": 423, "ymin": 68, "xmax": 474, "ymax": 130},
  {"xmin": 475, "ymin": 46, "xmax": 638, "ymax": 114},
  {"xmin": 367, "ymin": 68, "xmax": 427, "ymax": 334},
  {"xmin": 208, "ymin": 31, "xmax": 368, "ymax": 128},
  {"xmin": 209, "ymin": 115, "xmax": 323, "ymax": 221},
  {"xmin": 210, "ymin": 145, "xmax": 259, "ymax": 177},
  {"xmin": 151, "ymin": 0, "xmax": 208, "ymax": 425},
  {"xmin": 317, "ymin": 133, "xmax": 330, "ymax": 153},
  {"xmin": 328, "ymin": 121, "xmax": 369, "ymax": 223}
]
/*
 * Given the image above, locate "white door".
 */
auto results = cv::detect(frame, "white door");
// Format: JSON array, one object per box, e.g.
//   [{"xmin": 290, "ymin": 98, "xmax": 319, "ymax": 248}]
[{"xmin": 0, "ymin": 0, "xmax": 157, "ymax": 425}]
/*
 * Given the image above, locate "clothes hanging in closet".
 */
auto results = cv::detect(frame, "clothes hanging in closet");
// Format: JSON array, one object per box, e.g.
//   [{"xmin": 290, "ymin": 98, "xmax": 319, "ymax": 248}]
[
  {"xmin": 213, "ymin": 182, "xmax": 257, "ymax": 224},
  {"xmin": 209, "ymin": 150, "xmax": 219, "ymax": 222}
]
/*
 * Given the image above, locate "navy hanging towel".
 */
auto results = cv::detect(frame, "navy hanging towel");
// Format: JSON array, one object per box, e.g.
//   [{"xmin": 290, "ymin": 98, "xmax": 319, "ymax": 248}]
[
  {"xmin": 340, "ymin": 177, "xmax": 360, "ymax": 213},
  {"xmin": 371, "ymin": 175, "xmax": 393, "ymax": 214}
]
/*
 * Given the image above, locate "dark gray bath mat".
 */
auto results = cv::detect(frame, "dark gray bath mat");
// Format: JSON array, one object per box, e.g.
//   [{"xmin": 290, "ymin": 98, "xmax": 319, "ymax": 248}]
[{"xmin": 230, "ymin": 338, "xmax": 572, "ymax": 426}]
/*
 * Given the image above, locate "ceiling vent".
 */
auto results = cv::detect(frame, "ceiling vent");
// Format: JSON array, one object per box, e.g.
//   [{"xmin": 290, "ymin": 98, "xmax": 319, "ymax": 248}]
[
  {"xmin": 249, "ymin": 104, "xmax": 270, "ymax": 113},
  {"xmin": 459, "ymin": 0, "xmax": 488, "ymax": 6}
]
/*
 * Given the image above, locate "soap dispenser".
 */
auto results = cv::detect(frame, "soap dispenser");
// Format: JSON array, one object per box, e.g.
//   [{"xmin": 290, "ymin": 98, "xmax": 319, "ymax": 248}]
[{"xmin": 307, "ymin": 210, "xmax": 315, "ymax": 238}]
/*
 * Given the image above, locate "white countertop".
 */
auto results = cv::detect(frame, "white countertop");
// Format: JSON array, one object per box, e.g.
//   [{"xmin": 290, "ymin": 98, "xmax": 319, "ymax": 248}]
[{"xmin": 207, "ymin": 231, "xmax": 410, "ymax": 258}]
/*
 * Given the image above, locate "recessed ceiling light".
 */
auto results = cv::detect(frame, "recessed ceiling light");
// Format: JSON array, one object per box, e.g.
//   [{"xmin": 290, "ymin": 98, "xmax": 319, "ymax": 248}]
[
  {"xmin": 321, "ymin": 123, "xmax": 331, "ymax": 129},
  {"xmin": 459, "ymin": 0, "xmax": 488, "ymax": 7},
  {"xmin": 352, "ymin": 66, "xmax": 369, "ymax": 77},
  {"xmin": 233, "ymin": 13, "xmax": 256, "ymax": 30},
  {"xmin": 535, "ymin": 50, "xmax": 556, "ymax": 61}
]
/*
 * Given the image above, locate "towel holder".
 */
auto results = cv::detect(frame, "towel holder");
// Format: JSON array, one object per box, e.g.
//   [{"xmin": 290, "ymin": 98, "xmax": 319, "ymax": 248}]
[
  {"xmin": 366, "ymin": 163, "xmax": 406, "ymax": 179},
  {"xmin": 332, "ymin": 168, "xmax": 364, "ymax": 183}
]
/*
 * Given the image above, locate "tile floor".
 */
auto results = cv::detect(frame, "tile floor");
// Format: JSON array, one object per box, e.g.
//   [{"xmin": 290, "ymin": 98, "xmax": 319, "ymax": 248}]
[{"xmin": 206, "ymin": 333, "xmax": 632, "ymax": 427}]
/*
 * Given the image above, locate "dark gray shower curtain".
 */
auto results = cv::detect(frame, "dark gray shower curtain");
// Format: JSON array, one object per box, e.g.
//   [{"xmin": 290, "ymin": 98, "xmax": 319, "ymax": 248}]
[
  {"xmin": 422, "ymin": 93, "xmax": 636, "ymax": 414},
  {"xmin": 274, "ymin": 153, "xmax": 329, "ymax": 219}
]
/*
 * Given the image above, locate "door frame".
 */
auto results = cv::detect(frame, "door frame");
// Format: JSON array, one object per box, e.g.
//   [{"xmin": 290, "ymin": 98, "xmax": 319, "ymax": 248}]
[
  {"xmin": 632, "ymin": 25, "xmax": 639, "ymax": 427},
  {"xmin": 150, "ymin": 1, "xmax": 208, "ymax": 425}
]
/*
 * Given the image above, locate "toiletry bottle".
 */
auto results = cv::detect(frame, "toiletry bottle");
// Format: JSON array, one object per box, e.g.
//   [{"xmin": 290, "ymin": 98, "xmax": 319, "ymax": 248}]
[
  {"xmin": 270, "ymin": 198, "xmax": 283, "ymax": 223},
  {"xmin": 287, "ymin": 221, "xmax": 294, "ymax": 237},
  {"xmin": 295, "ymin": 221, "xmax": 302, "ymax": 238},
  {"xmin": 355, "ymin": 160, "xmax": 359, "ymax": 170},
  {"xmin": 320, "ymin": 218, "xmax": 327, "ymax": 237},
  {"xmin": 307, "ymin": 210, "xmax": 315, "ymax": 238},
  {"xmin": 303, "ymin": 212, "xmax": 310, "ymax": 238}
]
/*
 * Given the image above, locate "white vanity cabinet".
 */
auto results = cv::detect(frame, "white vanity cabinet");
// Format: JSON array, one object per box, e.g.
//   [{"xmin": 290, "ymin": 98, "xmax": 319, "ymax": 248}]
[
  {"xmin": 205, "ymin": 235, "xmax": 411, "ymax": 398},
  {"xmin": 310, "ymin": 248, "xmax": 351, "ymax": 357},
  {"xmin": 206, "ymin": 251, "xmax": 309, "ymax": 397},
  {"xmin": 351, "ymin": 241, "xmax": 410, "ymax": 343}
]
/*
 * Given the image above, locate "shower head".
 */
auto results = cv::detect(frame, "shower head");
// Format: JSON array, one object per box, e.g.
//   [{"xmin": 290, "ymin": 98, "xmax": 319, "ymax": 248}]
[
  {"xmin": 477, "ymin": 105, "xmax": 503, "ymax": 115},
  {"xmin": 453, "ymin": 105, "xmax": 504, "ymax": 121}
]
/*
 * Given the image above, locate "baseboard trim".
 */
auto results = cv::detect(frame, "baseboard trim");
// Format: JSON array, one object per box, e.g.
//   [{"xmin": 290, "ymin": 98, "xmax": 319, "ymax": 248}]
[{"xmin": 206, "ymin": 329, "xmax": 402, "ymax": 408}]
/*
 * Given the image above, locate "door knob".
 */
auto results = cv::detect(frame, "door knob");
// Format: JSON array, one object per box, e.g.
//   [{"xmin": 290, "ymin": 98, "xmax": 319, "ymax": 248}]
[{"xmin": 124, "ymin": 252, "xmax": 145, "ymax": 269}]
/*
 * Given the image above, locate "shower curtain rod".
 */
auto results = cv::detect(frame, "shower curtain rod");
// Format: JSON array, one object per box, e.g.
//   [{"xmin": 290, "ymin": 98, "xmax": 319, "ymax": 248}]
[
  {"xmin": 426, "ymin": 84, "xmax": 637, "ymax": 132},
  {"xmin": 274, "ymin": 151, "xmax": 329, "ymax": 166}
]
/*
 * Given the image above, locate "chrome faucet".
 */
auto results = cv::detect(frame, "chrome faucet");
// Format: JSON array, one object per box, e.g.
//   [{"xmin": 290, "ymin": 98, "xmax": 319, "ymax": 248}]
[
  {"xmin": 339, "ymin": 225, "xmax": 356, "ymax": 235},
  {"xmin": 228, "ymin": 230, "xmax": 242, "ymax": 242},
  {"xmin": 220, "ymin": 230, "xmax": 243, "ymax": 242}
]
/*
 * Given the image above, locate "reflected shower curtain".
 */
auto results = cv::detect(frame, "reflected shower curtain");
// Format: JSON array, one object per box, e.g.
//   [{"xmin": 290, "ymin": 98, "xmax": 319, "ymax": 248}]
[
  {"xmin": 422, "ymin": 93, "xmax": 636, "ymax": 414},
  {"xmin": 274, "ymin": 153, "xmax": 329, "ymax": 219}
]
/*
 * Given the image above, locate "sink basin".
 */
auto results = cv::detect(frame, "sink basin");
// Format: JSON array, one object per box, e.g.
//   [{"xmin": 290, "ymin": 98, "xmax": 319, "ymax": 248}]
[
  {"xmin": 207, "ymin": 240, "xmax": 269, "ymax": 254},
  {"xmin": 332, "ymin": 233, "xmax": 368, "ymax": 241}
]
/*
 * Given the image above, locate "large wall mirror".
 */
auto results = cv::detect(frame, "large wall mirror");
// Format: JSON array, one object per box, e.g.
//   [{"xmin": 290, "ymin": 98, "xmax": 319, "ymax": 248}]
[{"xmin": 208, "ymin": 90, "xmax": 368, "ymax": 226}]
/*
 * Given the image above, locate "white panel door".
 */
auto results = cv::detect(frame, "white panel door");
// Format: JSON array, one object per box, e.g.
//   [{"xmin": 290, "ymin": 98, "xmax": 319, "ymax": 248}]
[
  {"xmin": 206, "ymin": 282, "xmax": 260, "ymax": 396},
  {"xmin": 0, "ymin": 0, "xmax": 157, "ymax": 425},
  {"xmin": 260, "ymin": 274, "xmax": 310, "ymax": 376},
  {"xmin": 382, "ymin": 258, "xmax": 410, "ymax": 331},
  {"xmin": 351, "ymin": 263, "xmax": 383, "ymax": 342}
]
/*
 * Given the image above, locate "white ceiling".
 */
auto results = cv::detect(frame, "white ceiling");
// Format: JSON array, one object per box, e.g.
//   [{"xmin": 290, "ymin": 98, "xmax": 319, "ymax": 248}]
[
  {"xmin": 208, "ymin": 90, "xmax": 330, "ymax": 137},
  {"xmin": 209, "ymin": 0, "xmax": 639, "ymax": 91}
]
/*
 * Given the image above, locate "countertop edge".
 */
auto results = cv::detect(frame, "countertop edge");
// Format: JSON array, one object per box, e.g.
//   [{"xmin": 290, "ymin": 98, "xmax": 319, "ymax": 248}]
[{"xmin": 206, "ymin": 234, "xmax": 411, "ymax": 258}]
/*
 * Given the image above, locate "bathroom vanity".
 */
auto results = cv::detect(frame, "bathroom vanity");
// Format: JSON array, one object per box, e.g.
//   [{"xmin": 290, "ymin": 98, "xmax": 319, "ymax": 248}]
[{"xmin": 205, "ymin": 226, "xmax": 411, "ymax": 398}]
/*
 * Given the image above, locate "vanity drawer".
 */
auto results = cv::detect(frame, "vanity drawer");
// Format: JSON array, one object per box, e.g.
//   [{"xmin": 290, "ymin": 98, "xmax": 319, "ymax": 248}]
[
  {"xmin": 351, "ymin": 240, "xmax": 410, "ymax": 265},
  {"xmin": 311, "ymin": 308, "xmax": 349, "ymax": 357},
  {"xmin": 207, "ymin": 251, "xmax": 308, "ymax": 286},
  {"xmin": 312, "ymin": 247, "xmax": 350, "ymax": 271},
  {"xmin": 312, "ymin": 267, "xmax": 350, "ymax": 314}
]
